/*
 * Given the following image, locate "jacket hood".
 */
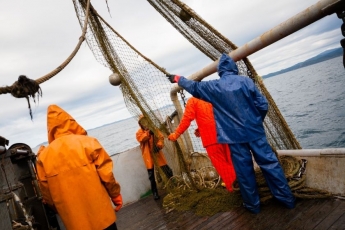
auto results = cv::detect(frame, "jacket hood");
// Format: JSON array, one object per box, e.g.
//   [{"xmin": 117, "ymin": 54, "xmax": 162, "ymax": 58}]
[
  {"xmin": 138, "ymin": 115, "xmax": 144, "ymax": 125},
  {"xmin": 217, "ymin": 53, "xmax": 239, "ymax": 77},
  {"xmin": 138, "ymin": 115, "xmax": 149, "ymax": 130},
  {"xmin": 47, "ymin": 105, "xmax": 87, "ymax": 144}
]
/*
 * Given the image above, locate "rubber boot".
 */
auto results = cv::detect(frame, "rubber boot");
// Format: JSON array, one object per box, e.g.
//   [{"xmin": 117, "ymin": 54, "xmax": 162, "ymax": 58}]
[
  {"xmin": 148, "ymin": 169, "xmax": 160, "ymax": 200},
  {"xmin": 160, "ymin": 165, "xmax": 173, "ymax": 179}
]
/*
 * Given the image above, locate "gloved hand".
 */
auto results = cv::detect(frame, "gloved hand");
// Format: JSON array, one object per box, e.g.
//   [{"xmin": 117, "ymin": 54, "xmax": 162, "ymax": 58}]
[
  {"xmin": 194, "ymin": 128, "xmax": 200, "ymax": 137},
  {"xmin": 111, "ymin": 194, "xmax": 123, "ymax": 212},
  {"xmin": 166, "ymin": 74, "xmax": 181, "ymax": 83},
  {"xmin": 168, "ymin": 132, "xmax": 181, "ymax": 141},
  {"xmin": 156, "ymin": 142, "xmax": 164, "ymax": 149}
]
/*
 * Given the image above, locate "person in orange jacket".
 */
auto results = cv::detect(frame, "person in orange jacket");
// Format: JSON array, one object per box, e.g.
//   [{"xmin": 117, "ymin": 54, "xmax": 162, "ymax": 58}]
[
  {"xmin": 136, "ymin": 115, "xmax": 173, "ymax": 200},
  {"xmin": 36, "ymin": 105, "xmax": 122, "ymax": 230},
  {"xmin": 168, "ymin": 97, "xmax": 236, "ymax": 192}
]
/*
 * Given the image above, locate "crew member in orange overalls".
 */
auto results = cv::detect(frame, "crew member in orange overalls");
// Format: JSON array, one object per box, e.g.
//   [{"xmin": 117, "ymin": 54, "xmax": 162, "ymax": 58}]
[
  {"xmin": 136, "ymin": 115, "xmax": 173, "ymax": 200},
  {"xmin": 36, "ymin": 105, "xmax": 122, "ymax": 230},
  {"xmin": 168, "ymin": 97, "xmax": 236, "ymax": 192}
]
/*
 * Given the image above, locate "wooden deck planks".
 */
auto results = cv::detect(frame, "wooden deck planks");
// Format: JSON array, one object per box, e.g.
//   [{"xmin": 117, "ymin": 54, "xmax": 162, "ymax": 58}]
[
  {"xmin": 330, "ymin": 212, "xmax": 345, "ymax": 230},
  {"xmin": 235, "ymin": 200, "xmax": 289, "ymax": 230},
  {"xmin": 197, "ymin": 211, "xmax": 241, "ymax": 230},
  {"xmin": 284, "ymin": 199, "xmax": 329, "ymax": 229},
  {"xmin": 314, "ymin": 199, "xmax": 345, "ymax": 230},
  {"xmin": 116, "ymin": 194, "xmax": 345, "ymax": 230},
  {"xmin": 290, "ymin": 199, "xmax": 340, "ymax": 229},
  {"xmin": 269, "ymin": 198, "xmax": 324, "ymax": 230}
]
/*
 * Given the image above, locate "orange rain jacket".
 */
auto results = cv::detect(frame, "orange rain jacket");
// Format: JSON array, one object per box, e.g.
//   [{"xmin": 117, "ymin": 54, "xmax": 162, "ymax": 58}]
[
  {"xmin": 36, "ymin": 105, "xmax": 121, "ymax": 230},
  {"xmin": 136, "ymin": 116, "xmax": 168, "ymax": 169},
  {"xmin": 174, "ymin": 97, "xmax": 236, "ymax": 191},
  {"xmin": 175, "ymin": 97, "xmax": 217, "ymax": 147}
]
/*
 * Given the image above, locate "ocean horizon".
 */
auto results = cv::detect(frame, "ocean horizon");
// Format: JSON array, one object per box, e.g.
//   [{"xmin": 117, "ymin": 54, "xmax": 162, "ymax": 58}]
[{"xmin": 33, "ymin": 56, "xmax": 345, "ymax": 156}]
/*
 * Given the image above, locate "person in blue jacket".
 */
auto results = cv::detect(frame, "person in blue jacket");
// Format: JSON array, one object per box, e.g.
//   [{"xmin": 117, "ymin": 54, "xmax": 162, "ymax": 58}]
[{"xmin": 166, "ymin": 53, "xmax": 295, "ymax": 214}]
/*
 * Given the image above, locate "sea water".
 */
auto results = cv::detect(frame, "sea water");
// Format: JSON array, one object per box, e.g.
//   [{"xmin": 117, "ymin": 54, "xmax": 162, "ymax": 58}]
[
  {"xmin": 264, "ymin": 56, "xmax": 345, "ymax": 149},
  {"xmin": 88, "ymin": 117, "xmax": 139, "ymax": 155},
  {"xmin": 89, "ymin": 56, "xmax": 345, "ymax": 156}
]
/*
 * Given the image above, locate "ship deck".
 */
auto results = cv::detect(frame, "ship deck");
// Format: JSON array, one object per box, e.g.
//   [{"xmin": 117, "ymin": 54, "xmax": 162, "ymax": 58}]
[{"xmin": 116, "ymin": 192, "xmax": 345, "ymax": 230}]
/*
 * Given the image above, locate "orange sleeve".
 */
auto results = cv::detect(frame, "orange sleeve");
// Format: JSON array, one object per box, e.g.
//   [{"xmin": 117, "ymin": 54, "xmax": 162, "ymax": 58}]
[
  {"xmin": 89, "ymin": 139, "xmax": 121, "ymax": 199},
  {"xmin": 175, "ymin": 98, "xmax": 196, "ymax": 135},
  {"xmin": 155, "ymin": 130, "xmax": 165, "ymax": 149},
  {"xmin": 36, "ymin": 146, "xmax": 55, "ymax": 209},
  {"xmin": 136, "ymin": 128, "xmax": 151, "ymax": 143}
]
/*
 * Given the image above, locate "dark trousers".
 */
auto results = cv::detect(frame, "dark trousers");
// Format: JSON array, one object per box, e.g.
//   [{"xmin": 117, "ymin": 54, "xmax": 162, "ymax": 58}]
[
  {"xmin": 161, "ymin": 165, "xmax": 173, "ymax": 179},
  {"xmin": 44, "ymin": 204, "xmax": 60, "ymax": 230},
  {"xmin": 148, "ymin": 169, "xmax": 158, "ymax": 194},
  {"xmin": 148, "ymin": 165, "xmax": 173, "ymax": 195},
  {"xmin": 229, "ymin": 136, "xmax": 295, "ymax": 213},
  {"xmin": 104, "ymin": 222, "xmax": 117, "ymax": 230}
]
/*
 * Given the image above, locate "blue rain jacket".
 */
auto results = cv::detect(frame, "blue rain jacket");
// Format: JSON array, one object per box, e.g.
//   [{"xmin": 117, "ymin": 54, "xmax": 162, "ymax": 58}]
[
  {"xmin": 178, "ymin": 53, "xmax": 268, "ymax": 144},
  {"xmin": 178, "ymin": 53, "xmax": 295, "ymax": 212}
]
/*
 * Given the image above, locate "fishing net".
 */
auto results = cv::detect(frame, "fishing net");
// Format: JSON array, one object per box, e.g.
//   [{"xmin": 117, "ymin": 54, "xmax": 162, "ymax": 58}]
[
  {"xmin": 147, "ymin": 0, "xmax": 302, "ymax": 151},
  {"xmin": 163, "ymin": 154, "xmax": 332, "ymax": 217},
  {"xmin": 71, "ymin": 0, "xmax": 331, "ymax": 216}
]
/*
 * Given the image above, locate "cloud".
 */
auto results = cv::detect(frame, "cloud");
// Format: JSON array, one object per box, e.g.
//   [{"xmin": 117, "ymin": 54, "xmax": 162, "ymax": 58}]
[{"xmin": 0, "ymin": 0, "xmax": 342, "ymax": 148}]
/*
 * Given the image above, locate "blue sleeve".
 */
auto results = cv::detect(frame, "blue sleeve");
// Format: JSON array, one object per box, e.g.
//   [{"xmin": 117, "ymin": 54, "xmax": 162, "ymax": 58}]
[
  {"xmin": 252, "ymin": 85, "xmax": 268, "ymax": 120},
  {"xmin": 178, "ymin": 77, "xmax": 215, "ymax": 103}
]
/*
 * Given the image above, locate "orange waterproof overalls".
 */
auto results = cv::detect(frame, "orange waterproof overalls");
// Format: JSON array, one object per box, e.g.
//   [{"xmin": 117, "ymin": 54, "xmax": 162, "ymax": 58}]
[{"xmin": 175, "ymin": 97, "xmax": 236, "ymax": 191}]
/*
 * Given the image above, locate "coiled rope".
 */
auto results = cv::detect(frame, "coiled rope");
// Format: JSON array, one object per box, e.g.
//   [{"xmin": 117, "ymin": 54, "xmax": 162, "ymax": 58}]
[{"xmin": 163, "ymin": 154, "xmax": 332, "ymax": 216}]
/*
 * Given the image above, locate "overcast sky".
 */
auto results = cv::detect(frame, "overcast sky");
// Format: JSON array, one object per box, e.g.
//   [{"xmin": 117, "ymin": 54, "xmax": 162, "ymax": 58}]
[{"xmin": 0, "ymin": 0, "xmax": 342, "ymax": 148}]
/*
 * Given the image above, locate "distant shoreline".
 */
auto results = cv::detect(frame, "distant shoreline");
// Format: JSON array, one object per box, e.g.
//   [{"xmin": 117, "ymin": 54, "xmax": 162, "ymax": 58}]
[{"xmin": 262, "ymin": 47, "xmax": 342, "ymax": 79}]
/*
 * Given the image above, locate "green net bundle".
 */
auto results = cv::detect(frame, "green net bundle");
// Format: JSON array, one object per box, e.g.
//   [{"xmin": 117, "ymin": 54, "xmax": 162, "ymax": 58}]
[{"xmin": 72, "ymin": 0, "xmax": 332, "ymax": 216}]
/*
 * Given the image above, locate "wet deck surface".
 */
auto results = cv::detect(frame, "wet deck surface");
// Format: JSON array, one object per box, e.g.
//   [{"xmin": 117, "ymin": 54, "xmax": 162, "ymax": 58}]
[{"xmin": 116, "ymin": 193, "xmax": 345, "ymax": 230}]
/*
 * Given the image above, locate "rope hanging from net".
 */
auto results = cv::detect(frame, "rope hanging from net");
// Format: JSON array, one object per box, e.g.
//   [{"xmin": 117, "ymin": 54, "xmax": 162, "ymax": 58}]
[{"xmin": 0, "ymin": 0, "xmax": 91, "ymax": 119}]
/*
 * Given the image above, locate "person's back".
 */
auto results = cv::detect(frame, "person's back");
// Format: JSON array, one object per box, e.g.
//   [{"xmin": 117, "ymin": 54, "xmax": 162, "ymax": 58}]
[
  {"xmin": 167, "ymin": 53, "xmax": 295, "ymax": 214},
  {"xmin": 169, "ymin": 97, "xmax": 236, "ymax": 191},
  {"xmin": 36, "ymin": 105, "xmax": 122, "ymax": 230},
  {"xmin": 175, "ymin": 97, "xmax": 217, "ymax": 147},
  {"xmin": 214, "ymin": 60, "xmax": 268, "ymax": 143}
]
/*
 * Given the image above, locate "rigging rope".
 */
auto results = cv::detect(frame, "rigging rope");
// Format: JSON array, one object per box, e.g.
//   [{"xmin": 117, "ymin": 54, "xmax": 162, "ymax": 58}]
[{"xmin": 0, "ymin": 0, "xmax": 91, "ymax": 119}]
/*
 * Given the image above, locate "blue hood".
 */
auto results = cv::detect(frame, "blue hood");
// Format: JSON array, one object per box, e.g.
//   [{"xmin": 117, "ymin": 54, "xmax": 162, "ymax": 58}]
[{"xmin": 217, "ymin": 53, "xmax": 238, "ymax": 77}]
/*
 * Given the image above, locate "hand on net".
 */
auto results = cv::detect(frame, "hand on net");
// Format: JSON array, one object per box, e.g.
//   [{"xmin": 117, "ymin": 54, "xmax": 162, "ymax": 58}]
[
  {"xmin": 166, "ymin": 74, "xmax": 181, "ymax": 83},
  {"xmin": 168, "ymin": 132, "xmax": 181, "ymax": 141},
  {"xmin": 155, "ymin": 143, "xmax": 163, "ymax": 149},
  {"xmin": 194, "ymin": 128, "xmax": 200, "ymax": 137},
  {"xmin": 112, "ymin": 194, "xmax": 123, "ymax": 212}
]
